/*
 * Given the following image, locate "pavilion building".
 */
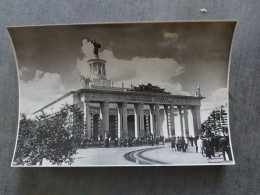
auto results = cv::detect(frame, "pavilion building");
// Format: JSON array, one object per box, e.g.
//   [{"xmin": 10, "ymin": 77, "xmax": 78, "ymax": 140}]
[{"xmin": 34, "ymin": 43, "xmax": 204, "ymax": 141}]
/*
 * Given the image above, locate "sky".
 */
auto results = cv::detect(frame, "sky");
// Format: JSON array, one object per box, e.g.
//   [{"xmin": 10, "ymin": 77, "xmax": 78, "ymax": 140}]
[{"xmin": 8, "ymin": 21, "xmax": 236, "ymax": 126}]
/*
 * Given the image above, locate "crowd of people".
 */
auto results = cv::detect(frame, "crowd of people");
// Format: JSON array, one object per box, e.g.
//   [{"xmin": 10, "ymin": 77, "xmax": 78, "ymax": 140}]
[
  {"xmin": 171, "ymin": 134, "xmax": 233, "ymax": 161},
  {"xmin": 104, "ymin": 136, "xmax": 164, "ymax": 148},
  {"xmin": 198, "ymin": 134, "xmax": 233, "ymax": 161},
  {"xmin": 81, "ymin": 132, "xmax": 233, "ymax": 162},
  {"xmin": 81, "ymin": 134, "xmax": 165, "ymax": 149}
]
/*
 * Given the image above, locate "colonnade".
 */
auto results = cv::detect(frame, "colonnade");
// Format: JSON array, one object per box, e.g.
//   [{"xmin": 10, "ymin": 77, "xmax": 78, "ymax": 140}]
[{"xmin": 82, "ymin": 101, "xmax": 202, "ymax": 139}]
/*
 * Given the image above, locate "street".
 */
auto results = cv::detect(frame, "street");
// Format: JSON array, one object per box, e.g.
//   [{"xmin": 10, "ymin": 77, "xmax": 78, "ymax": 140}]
[{"xmin": 62, "ymin": 143, "xmax": 233, "ymax": 166}]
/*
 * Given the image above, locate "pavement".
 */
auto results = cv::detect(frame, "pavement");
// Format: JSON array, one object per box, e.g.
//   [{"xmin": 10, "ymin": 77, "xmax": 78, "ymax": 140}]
[{"xmin": 41, "ymin": 143, "xmax": 234, "ymax": 166}]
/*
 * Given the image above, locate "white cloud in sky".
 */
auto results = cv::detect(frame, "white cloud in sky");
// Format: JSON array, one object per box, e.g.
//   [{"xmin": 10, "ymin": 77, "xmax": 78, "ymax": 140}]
[
  {"xmin": 76, "ymin": 39, "xmax": 189, "ymax": 95},
  {"xmin": 19, "ymin": 38, "xmax": 227, "ymax": 122},
  {"xmin": 19, "ymin": 70, "xmax": 67, "ymax": 114},
  {"xmin": 19, "ymin": 67, "xmax": 30, "ymax": 77},
  {"xmin": 159, "ymin": 32, "xmax": 179, "ymax": 47},
  {"xmin": 164, "ymin": 32, "xmax": 179, "ymax": 40}
]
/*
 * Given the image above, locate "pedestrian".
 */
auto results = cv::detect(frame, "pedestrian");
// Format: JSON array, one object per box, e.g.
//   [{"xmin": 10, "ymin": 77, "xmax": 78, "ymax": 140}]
[
  {"xmin": 214, "ymin": 134, "xmax": 220, "ymax": 152},
  {"xmin": 209, "ymin": 136, "xmax": 215, "ymax": 157},
  {"xmin": 176, "ymin": 136, "xmax": 180, "ymax": 151},
  {"xmin": 171, "ymin": 138, "xmax": 176, "ymax": 151},
  {"xmin": 194, "ymin": 136, "xmax": 198, "ymax": 153},
  {"xmin": 156, "ymin": 138, "xmax": 159, "ymax": 146},
  {"xmin": 204, "ymin": 137, "xmax": 212, "ymax": 161},
  {"xmin": 123, "ymin": 138, "xmax": 127, "ymax": 147},
  {"xmin": 181, "ymin": 137, "xmax": 186, "ymax": 152},
  {"xmin": 114, "ymin": 138, "xmax": 118, "ymax": 147},
  {"xmin": 104, "ymin": 138, "xmax": 109, "ymax": 148},
  {"xmin": 198, "ymin": 136, "xmax": 203, "ymax": 155},
  {"xmin": 219, "ymin": 135, "xmax": 232, "ymax": 161},
  {"xmin": 190, "ymin": 136, "xmax": 194, "ymax": 147}
]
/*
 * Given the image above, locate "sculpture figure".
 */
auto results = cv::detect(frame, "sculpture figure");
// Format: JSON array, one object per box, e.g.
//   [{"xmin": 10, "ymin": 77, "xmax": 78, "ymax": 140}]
[
  {"xmin": 80, "ymin": 74, "xmax": 91, "ymax": 88},
  {"xmin": 91, "ymin": 38, "xmax": 101, "ymax": 57},
  {"xmin": 195, "ymin": 82, "xmax": 201, "ymax": 97}
]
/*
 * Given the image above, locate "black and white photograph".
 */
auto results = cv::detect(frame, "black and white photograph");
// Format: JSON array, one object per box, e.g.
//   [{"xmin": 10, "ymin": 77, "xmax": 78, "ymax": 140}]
[{"xmin": 7, "ymin": 21, "xmax": 236, "ymax": 166}]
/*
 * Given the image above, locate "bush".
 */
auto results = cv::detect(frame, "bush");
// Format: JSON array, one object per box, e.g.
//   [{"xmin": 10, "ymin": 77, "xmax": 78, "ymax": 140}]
[{"xmin": 13, "ymin": 104, "xmax": 84, "ymax": 166}]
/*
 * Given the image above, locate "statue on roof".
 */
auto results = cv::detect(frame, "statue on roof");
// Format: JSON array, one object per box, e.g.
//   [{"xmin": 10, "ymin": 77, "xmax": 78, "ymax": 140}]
[
  {"xmin": 128, "ymin": 83, "xmax": 170, "ymax": 94},
  {"xmin": 80, "ymin": 74, "xmax": 91, "ymax": 88},
  {"xmin": 195, "ymin": 82, "xmax": 202, "ymax": 97},
  {"xmin": 91, "ymin": 38, "xmax": 101, "ymax": 57}
]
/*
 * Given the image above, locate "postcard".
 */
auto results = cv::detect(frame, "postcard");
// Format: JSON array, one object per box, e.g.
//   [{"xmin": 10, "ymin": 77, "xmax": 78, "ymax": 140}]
[{"xmin": 7, "ymin": 21, "xmax": 236, "ymax": 166}]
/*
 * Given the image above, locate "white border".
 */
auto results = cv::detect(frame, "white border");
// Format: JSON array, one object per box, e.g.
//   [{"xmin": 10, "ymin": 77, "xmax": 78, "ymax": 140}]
[{"xmin": 6, "ymin": 20, "xmax": 237, "ymax": 167}]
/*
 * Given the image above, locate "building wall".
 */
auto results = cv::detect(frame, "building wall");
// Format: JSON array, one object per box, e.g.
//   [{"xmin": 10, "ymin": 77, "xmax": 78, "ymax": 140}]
[{"xmin": 35, "ymin": 93, "xmax": 74, "ymax": 116}]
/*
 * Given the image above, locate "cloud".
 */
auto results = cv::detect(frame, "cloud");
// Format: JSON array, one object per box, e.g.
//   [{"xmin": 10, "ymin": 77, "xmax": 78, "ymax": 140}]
[
  {"xmin": 200, "ymin": 88, "xmax": 228, "ymax": 121},
  {"xmin": 159, "ymin": 32, "xmax": 179, "ymax": 47},
  {"xmin": 76, "ymin": 39, "xmax": 189, "ymax": 95},
  {"xmin": 163, "ymin": 32, "xmax": 179, "ymax": 40},
  {"xmin": 19, "ymin": 67, "xmax": 30, "ymax": 77},
  {"xmin": 19, "ymin": 67, "xmax": 36, "ymax": 81},
  {"xmin": 19, "ymin": 70, "xmax": 67, "ymax": 114}
]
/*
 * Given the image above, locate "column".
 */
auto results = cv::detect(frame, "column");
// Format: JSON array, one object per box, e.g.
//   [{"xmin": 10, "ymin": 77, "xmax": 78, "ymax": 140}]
[
  {"xmin": 183, "ymin": 106, "xmax": 189, "ymax": 137},
  {"xmin": 134, "ymin": 104, "xmax": 139, "ymax": 138},
  {"xmin": 191, "ymin": 106, "xmax": 198, "ymax": 137},
  {"xmin": 196, "ymin": 106, "xmax": 202, "ymax": 135},
  {"xmin": 149, "ymin": 104, "xmax": 155, "ymax": 135},
  {"xmin": 177, "ymin": 106, "xmax": 184, "ymax": 136},
  {"xmin": 117, "ymin": 103, "xmax": 122, "ymax": 138},
  {"xmin": 163, "ymin": 105, "xmax": 170, "ymax": 137},
  {"xmin": 145, "ymin": 115, "xmax": 149, "ymax": 137},
  {"xmin": 115, "ymin": 115, "xmax": 118, "ymax": 138},
  {"xmin": 195, "ymin": 106, "xmax": 202, "ymax": 135},
  {"xmin": 122, "ymin": 102, "xmax": 128, "ymax": 138},
  {"xmin": 170, "ymin": 105, "xmax": 176, "ymax": 137},
  {"xmin": 100, "ymin": 101, "xmax": 109, "ymax": 139},
  {"xmin": 83, "ymin": 101, "xmax": 91, "ymax": 138},
  {"xmin": 139, "ymin": 104, "xmax": 145, "ymax": 138},
  {"xmin": 90, "ymin": 113, "xmax": 94, "ymax": 139},
  {"xmin": 155, "ymin": 104, "xmax": 160, "ymax": 137}
]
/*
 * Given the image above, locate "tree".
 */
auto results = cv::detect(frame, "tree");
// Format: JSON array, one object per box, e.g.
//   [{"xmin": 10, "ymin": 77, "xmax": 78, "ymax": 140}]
[
  {"xmin": 14, "ymin": 114, "xmax": 38, "ymax": 165},
  {"xmin": 13, "ymin": 104, "xmax": 84, "ymax": 166},
  {"xmin": 201, "ymin": 106, "xmax": 229, "ymax": 135}
]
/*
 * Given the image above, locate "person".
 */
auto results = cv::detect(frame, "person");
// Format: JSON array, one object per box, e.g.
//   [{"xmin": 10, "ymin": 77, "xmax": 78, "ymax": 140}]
[
  {"xmin": 140, "ymin": 137, "xmax": 143, "ymax": 146},
  {"xmin": 219, "ymin": 136, "xmax": 233, "ymax": 161},
  {"xmin": 114, "ymin": 138, "xmax": 118, "ymax": 147},
  {"xmin": 204, "ymin": 137, "xmax": 212, "ymax": 160},
  {"xmin": 123, "ymin": 138, "xmax": 127, "ymax": 147},
  {"xmin": 194, "ymin": 136, "xmax": 198, "ymax": 153},
  {"xmin": 197, "ymin": 136, "xmax": 204, "ymax": 155},
  {"xmin": 162, "ymin": 136, "xmax": 165, "ymax": 145},
  {"xmin": 171, "ymin": 138, "xmax": 176, "ymax": 151},
  {"xmin": 202, "ymin": 137, "xmax": 208, "ymax": 157},
  {"xmin": 156, "ymin": 138, "xmax": 159, "ymax": 146},
  {"xmin": 214, "ymin": 134, "xmax": 220, "ymax": 152},
  {"xmin": 118, "ymin": 138, "xmax": 122, "ymax": 147},
  {"xmin": 190, "ymin": 136, "xmax": 194, "ymax": 147},
  {"xmin": 184, "ymin": 137, "xmax": 188, "ymax": 149},
  {"xmin": 181, "ymin": 137, "xmax": 186, "ymax": 152},
  {"xmin": 208, "ymin": 136, "xmax": 215, "ymax": 157},
  {"xmin": 151, "ymin": 137, "xmax": 154, "ymax": 146},
  {"xmin": 104, "ymin": 138, "xmax": 110, "ymax": 148}
]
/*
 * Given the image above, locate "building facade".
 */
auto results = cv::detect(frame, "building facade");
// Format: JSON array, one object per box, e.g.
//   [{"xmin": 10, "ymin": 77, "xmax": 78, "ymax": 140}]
[{"xmin": 34, "ymin": 41, "xmax": 204, "ymax": 140}]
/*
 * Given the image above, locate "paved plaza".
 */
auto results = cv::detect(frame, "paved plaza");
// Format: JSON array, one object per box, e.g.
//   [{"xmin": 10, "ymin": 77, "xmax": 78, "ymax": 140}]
[{"xmin": 41, "ymin": 143, "xmax": 233, "ymax": 166}]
